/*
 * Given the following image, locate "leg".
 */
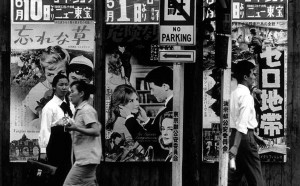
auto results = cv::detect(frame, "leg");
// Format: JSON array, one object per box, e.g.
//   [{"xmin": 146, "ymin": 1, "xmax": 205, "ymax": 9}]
[
  {"xmin": 63, "ymin": 164, "xmax": 98, "ymax": 186},
  {"xmin": 242, "ymin": 133, "xmax": 264, "ymax": 186}
]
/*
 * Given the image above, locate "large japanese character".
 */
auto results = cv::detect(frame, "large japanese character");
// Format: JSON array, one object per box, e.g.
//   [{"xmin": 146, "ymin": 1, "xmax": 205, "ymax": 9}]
[
  {"xmin": 36, "ymin": 32, "xmax": 53, "ymax": 45},
  {"xmin": 261, "ymin": 89, "xmax": 283, "ymax": 112},
  {"xmin": 83, "ymin": 6, "xmax": 92, "ymax": 19},
  {"xmin": 74, "ymin": 6, "xmax": 83, "ymax": 19},
  {"xmin": 276, "ymin": 5, "xmax": 284, "ymax": 17},
  {"xmin": 260, "ymin": 121, "xmax": 283, "ymax": 137},
  {"xmin": 267, "ymin": 5, "xmax": 275, "ymax": 17},
  {"xmin": 54, "ymin": 32, "xmax": 70, "ymax": 45},
  {"xmin": 260, "ymin": 47, "xmax": 282, "ymax": 67},
  {"xmin": 72, "ymin": 25, "xmax": 90, "ymax": 45},
  {"xmin": 14, "ymin": 25, "xmax": 34, "ymax": 45}
]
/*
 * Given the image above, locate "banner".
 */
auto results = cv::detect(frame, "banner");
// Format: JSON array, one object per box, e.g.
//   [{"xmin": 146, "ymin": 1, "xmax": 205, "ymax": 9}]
[
  {"xmin": 104, "ymin": 25, "xmax": 175, "ymax": 162},
  {"xmin": 10, "ymin": 22, "xmax": 95, "ymax": 162}
]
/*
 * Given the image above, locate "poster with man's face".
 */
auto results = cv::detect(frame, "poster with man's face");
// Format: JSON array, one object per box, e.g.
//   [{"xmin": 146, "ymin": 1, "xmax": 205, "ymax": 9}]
[{"xmin": 104, "ymin": 24, "xmax": 175, "ymax": 162}]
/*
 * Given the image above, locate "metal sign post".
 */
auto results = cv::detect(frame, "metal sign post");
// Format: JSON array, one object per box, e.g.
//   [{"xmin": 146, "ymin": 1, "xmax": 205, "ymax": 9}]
[{"xmin": 159, "ymin": 1, "xmax": 196, "ymax": 186}]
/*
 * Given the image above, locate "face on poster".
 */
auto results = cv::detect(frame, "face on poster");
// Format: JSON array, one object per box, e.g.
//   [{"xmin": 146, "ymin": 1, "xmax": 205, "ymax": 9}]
[
  {"xmin": 10, "ymin": 22, "xmax": 95, "ymax": 162},
  {"xmin": 104, "ymin": 24, "xmax": 175, "ymax": 162}
]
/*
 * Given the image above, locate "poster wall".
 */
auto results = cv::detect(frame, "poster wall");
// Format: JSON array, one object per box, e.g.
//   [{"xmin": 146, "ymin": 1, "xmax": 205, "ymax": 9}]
[
  {"xmin": 104, "ymin": 24, "xmax": 175, "ymax": 162},
  {"xmin": 10, "ymin": 21, "xmax": 95, "ymax": 162}
]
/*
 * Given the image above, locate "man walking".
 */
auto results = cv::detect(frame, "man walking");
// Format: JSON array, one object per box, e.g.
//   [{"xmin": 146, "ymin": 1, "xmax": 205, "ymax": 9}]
[{"xmin": 229, "ymin": 60, "xmax": 264, "ymax": 186}]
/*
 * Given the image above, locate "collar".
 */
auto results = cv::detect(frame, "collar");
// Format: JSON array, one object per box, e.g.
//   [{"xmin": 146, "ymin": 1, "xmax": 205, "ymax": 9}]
[
  {"xmin": 165, "ymin": 95, "xmax": 173, "ymax": 107},
  {"xmin": 237, "ymin": 84, "xmax": 251, "ymax": 94},
  {"xmin": 52, "ymin": 94, "xmax": 66, "ymax": 105},
  {"xmin": 75, "ymin": 100, "xmax": 88, "ymax": 110}
]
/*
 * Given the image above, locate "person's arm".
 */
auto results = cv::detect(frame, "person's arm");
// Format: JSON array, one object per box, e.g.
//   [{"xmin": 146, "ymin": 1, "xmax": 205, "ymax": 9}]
[
  {"xmin": 229, "ymin": 131, "xmax": 243, "ymax": 159},
  {"xmin": 230, "ymin": 94, "xmax": 252, "ymax": 157},
  {"xmin": 39, "ymin": 107, "xmax": 52, "ymax": 153},
  {"xmin": 66, "ymin": 109, "xmax": 101, "ymax": 136},
  {"xmin": 66, "ymin": 120, "xmax": 100, "ymax": 136}
]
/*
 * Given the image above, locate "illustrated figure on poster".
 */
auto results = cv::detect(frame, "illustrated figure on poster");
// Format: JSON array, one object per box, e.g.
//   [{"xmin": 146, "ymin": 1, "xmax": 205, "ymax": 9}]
[
  {"xmin": 105, "ymin": 84, "xmax": 147, "ymax": 161},
  {"xmin": 116, "ymin": 43, "xmax": 132, "ymax": 81},
  {"xmin": 68, "ymin": 55, "xmax": 94, "ymax": 85},
  {"xmin": 248, "ymin": 28, "xmax": 262, "ymax": 55},
  {"xmin": 105, "ymin": 132, "xmax": 125, "ymax": 161},
  {"xmin": 158, "ymin": 111, "xmax": 174, "ymax": 162},
  {"xmin": 67, "ymin": 55, "xmax": 94, "ymax": 105},
  {"xmin": 119, "ymin": 66, "xmax": 174, "ymax": 161},
  {"xmin": 228, "ymin": 60, "xmax": 266, "ymax": 186},
  {"xmin": 106, "ymin": 51, "xmax": 130, "ymax": 92},
  {"xmin": 23, "ymin": 45, "xmax": 70, "ymax": 123},
  {"xmin": 205, "ymin": 140, "xmax": 213, "ymax": 156},
  {"xmin": 38, "ymin": 73, "xmax": 74, "ymax": 186}
]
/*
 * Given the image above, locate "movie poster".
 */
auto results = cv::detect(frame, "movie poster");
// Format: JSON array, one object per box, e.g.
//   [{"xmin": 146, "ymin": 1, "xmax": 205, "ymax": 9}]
[
  {"xmin": 104, "ymin": 24, "xmax": 175, "ymax": 162},
  {"xmin": 10, "ymin": 22, "xmax": 95, "ymax": 162},
  {"xmin": 232, "ymin": 0, "xmax": 288, "ymax": 162}
]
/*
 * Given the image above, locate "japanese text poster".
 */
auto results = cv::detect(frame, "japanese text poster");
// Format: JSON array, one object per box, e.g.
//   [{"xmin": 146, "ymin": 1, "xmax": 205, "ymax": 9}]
[{"xmin": 232, "ymin": 0, "xmax": 288, "ymax": 162}]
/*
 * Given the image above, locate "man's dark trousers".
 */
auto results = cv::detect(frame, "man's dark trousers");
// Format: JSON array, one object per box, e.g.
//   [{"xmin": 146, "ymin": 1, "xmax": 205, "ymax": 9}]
[{"xmin": 228, "ymin": 129, "xmax": 264, "ymax": 186}]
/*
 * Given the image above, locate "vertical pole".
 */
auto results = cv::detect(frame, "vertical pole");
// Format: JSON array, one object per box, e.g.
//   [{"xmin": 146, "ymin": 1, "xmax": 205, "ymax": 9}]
[
  {"xmin": 172, "ymin": 46, "xmax": 184, "ymax": 186},
  {"xmin": 218, "ymin": 36, "xmax": 232, "ymax": 186}
]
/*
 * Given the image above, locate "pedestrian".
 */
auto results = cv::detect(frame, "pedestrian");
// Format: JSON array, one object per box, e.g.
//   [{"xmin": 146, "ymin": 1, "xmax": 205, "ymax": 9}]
[
  {"xmin": 229, "ymin": 60, "xmax": 265, "ymax": 186},
  {"xmin": 64, "ymin": 81, "xmax": 101, "ymax": 186},
  {"xmin": 39, "ymin": 73, "xmax": 74, "ymax": 186}
]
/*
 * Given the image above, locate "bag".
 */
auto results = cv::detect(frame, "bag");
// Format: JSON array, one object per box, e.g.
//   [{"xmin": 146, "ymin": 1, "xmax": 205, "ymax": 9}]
[{"xmin": 26, "ymin": 159, "xmax": 57, "ymax": 185}]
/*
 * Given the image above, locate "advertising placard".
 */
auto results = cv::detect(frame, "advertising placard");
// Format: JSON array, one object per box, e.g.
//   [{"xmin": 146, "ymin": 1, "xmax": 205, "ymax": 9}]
[
  {"xmin": 10, "ymin": 22, "xmax": 95, "ymax": 162},
  {"xmin": 104, "ymin": 25, "xmax": 176, "ymax": 162}
]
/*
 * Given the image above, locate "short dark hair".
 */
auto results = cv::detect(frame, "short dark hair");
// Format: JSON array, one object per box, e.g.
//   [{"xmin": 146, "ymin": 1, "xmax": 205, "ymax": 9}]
[
  {"xmin": 250, "ymin": 28, "xmax": 256, "ymax": 35},
  {"xmin": 145, "ymin": 66, "xmax": 173, "ymax": 89},
  {"xmin": 232, "ymin": 60, "xmax": 256, "ymax": 83},
  {"xmin": 52, "ymin": 73, "xmax": 68, "ymax": 88},
  {"xmin": 110, "ymin": 132, "xmax": 122, "ymax": 140},
  {"xmin": 70, "ymin": 80, "xmax": 96, "ymax": 101}
]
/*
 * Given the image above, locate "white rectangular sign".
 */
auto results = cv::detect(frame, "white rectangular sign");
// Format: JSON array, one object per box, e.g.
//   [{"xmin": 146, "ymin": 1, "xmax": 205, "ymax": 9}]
[
  {"xmin": 160, "ymin": 25, "xmax": 194, "ymax": 45},
  {"xmin": 159, "ymin": 0, "xmax": 196, "ymax": 45},
  {"xmin": 159, "ymin": 50, "xmax": 195, "ymax": 62}
]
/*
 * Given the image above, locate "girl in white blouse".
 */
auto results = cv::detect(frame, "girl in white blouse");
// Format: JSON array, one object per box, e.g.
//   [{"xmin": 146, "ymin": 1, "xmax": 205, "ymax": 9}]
[{"xmin": 39, "ymin": 73, "xmax": 74, "ymax": 186}]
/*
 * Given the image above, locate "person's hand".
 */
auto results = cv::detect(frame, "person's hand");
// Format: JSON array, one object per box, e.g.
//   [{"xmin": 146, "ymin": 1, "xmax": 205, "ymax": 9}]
[
  {"xmin": 55, "ymin": 117, "xmax": 69, "ymax": 126},
  {"xmin": 137, "ymin": 107, "xmax": 149, "ymax": 122},
  {"xmin": 229, "ymin": 145, "xmax": 238, "ymax": 159},
  {"xmin": 65, "ymin": 118, "xmax": 77, "ymax": 131},
  {"xmin": 39, "ymin": 153, "xmax": 47, "ymax": 162},
  {"xmin": 119, "ymin": 105, "xmax": 131, "ymax": 118}
]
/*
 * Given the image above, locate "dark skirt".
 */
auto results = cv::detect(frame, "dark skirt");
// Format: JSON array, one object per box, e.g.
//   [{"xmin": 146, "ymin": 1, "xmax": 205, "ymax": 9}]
[{"xmin": 46, "ymin": 125, "xmax": 72, "ymax": 186}]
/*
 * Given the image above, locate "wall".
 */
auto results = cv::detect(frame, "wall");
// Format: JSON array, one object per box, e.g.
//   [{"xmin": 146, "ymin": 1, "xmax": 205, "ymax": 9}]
[{"xmin": 1, "ymin": 0, "xmax": 300, "ymax": 186}]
